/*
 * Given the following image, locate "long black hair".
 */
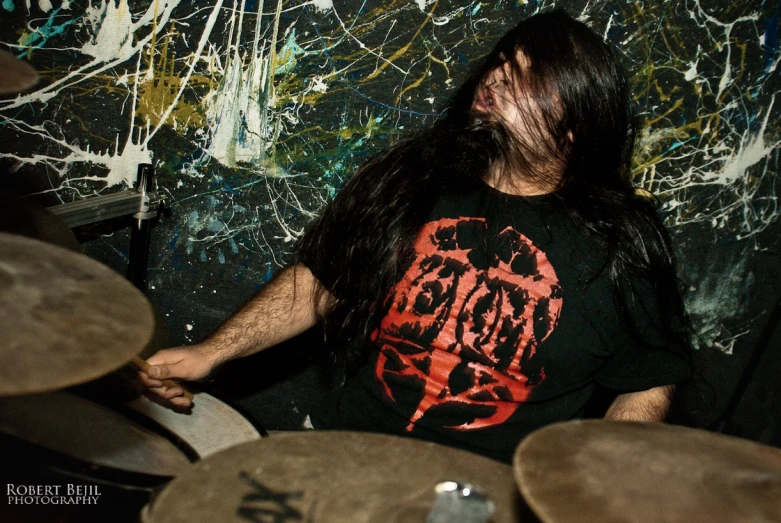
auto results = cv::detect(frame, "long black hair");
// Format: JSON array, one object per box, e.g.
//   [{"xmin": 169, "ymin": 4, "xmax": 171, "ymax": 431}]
[{"xmin": 294, "ymin": 10, "xmax": 693, "ymax": 368}]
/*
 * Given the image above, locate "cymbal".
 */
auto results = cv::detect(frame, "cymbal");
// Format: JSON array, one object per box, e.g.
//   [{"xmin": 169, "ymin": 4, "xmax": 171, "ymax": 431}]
[
  {"xmin": 0, "ymin": 232, "xmax": 154, "ymax": 395},
  {"xmin": 0, "ymin": 190, "xmax": 80, "ymax": 252},
  {"xmin": 0, "ymin": 391, "xmax": 192, "ymax": 477},
  {"xmin": 0, "ymin": 50, "xmax": 38, "ymax": 94},
  {"xmin": 143, "ymin": 431, "xmax": 523, "ymax": 523},
  {"xmin": 514, "ymin": 420, "xmax": 781, "ymax": 523}
]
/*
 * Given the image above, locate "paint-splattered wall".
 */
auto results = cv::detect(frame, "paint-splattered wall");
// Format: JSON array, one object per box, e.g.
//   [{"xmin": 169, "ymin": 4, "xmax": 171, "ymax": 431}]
[{"xmin": 1, "ymin": 1, "xmax": 779, "ymax": 435}]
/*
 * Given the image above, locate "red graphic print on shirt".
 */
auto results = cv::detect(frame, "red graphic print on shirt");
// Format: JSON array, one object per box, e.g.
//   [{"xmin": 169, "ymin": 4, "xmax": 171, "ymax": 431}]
[{"xmin": 374, "ymin": 217, "xmax": 562, "ymax": 431}]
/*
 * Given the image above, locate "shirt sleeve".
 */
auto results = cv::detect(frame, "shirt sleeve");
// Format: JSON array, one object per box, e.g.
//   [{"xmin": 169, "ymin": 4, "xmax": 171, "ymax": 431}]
[
  {"xmin": 295, "ymin": 228, "xmax": 345, "ymax": 301},
  {"xmin": 593, "ymin": 276, "xmax": 692, "ymax": 391}
]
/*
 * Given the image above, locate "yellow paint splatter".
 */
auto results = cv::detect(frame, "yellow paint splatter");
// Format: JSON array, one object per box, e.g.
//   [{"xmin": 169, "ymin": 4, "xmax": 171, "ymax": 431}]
[{"xmin": 135, "ymin": 23, "xmax": 208, "ymax": 132}]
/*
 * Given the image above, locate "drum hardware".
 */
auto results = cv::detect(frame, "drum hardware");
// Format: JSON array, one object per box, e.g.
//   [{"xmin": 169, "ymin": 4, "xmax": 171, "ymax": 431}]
[
  {"xmin": 427, "ymin": 481, "xmax": 495, "ymax": 523},
  {"xmin": 45, "ymin": 163, "xmax": 167, "ymax": 292},
  {"xmin": 128, "ymin": 163, "xmax": 162, "ymax": 291},
  {"xmin": 45, "ymin": 165, "xmax": 166, "ymax": 231}
]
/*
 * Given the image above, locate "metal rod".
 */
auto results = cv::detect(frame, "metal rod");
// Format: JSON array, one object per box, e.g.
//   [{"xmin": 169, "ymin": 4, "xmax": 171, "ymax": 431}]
[
  {"xmin": 127, "ymin": 164, "xmax": 156, "ymax": 292},
  {"xmin": 47, "ymin": 191, "xmax": 143, "ymax": 228}
]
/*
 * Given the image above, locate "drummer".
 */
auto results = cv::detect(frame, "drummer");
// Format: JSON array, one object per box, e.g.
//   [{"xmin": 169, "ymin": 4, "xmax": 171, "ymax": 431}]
[{"xmin": 139, "ymin": 10, "xmax": 693, "ymax": 464}]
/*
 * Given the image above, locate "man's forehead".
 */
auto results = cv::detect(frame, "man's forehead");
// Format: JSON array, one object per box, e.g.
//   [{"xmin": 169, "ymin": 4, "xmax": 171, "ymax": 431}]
[{"xmin": 498, "ymin": 48, "xmax": 531, "ymax": 71}]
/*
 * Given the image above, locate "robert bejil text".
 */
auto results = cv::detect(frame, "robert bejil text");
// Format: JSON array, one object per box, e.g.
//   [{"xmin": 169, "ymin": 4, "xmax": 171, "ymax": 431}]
[{"xmin": 7, "ymin": 484, "xmax": 101, "ymax": 505}]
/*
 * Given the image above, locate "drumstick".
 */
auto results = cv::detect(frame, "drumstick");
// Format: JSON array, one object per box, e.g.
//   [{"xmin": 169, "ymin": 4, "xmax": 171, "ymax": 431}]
[{"xmin": 132, "ymin": 356, "xmax": 195, "ymax": 401}]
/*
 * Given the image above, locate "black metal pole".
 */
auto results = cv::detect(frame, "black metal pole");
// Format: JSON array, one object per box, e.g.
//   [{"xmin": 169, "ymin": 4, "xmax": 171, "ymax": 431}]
[{"xmin": 128, "ymin": 163, "xmax": 155, "ymax": 292}]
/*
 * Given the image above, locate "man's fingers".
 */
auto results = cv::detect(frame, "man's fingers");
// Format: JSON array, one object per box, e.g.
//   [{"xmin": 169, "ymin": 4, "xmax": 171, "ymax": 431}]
[
  {"xmin": 168, "ymin": 396, "xmax": 193, "ymax": 408},
  {"xmin": 137, "ymin": 371, "xmax": 163, "ymax": 388},
  {"xmin": 146, "ymin": 363, "xmax": 171, "ymax": 380},
  {"xmin": 148, "ymin": 385, "xmax": 183, "ymax": 400}
]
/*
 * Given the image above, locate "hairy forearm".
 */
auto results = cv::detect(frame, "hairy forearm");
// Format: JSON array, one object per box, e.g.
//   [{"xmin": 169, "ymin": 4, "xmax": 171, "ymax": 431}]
[
  {"xmin": 200, "ymin": 264, "xmax": 332, "ymax": 365},
  {"xmin": 604, "ymin": 385, "xmax": 675, "ymax": 422}
]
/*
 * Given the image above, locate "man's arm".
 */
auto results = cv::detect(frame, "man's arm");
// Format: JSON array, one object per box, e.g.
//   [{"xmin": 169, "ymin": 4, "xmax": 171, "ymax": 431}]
[
  {"xmin": 139, "ymin": 264, "xmax": 333, "ymax": 406},
  {"xmin": 603, "ymin": 385, "xmax": 675, "ymax": 422}
]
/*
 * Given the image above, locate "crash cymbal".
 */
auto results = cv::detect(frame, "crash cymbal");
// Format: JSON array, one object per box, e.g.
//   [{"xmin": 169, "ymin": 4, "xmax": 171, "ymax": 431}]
[
  {"xmin": 514, "ymin": 420, "xmax": 781, "ymax": 523},
  {"xmin": 0, "ymin": 232, "xmax": 154, "ymax": 395},
  {"xmin": 0, "ymin": 50, "xmax": 38, "ymax": 94},
  {"xmin": 143, "ymin": 431, "xmax": 523, "ymax": 523}
]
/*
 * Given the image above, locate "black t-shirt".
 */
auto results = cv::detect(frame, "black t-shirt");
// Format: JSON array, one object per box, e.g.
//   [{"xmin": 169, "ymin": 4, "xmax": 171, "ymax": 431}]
[{"xmin": 304, "ymin": 182, "xmax": 690, "ymax": 462}]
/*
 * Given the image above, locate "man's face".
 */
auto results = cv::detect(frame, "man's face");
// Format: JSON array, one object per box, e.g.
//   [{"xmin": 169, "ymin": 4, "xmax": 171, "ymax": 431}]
[{"xmin": 472, "ymin": 51, "xmax": 538, "ymax": 139}]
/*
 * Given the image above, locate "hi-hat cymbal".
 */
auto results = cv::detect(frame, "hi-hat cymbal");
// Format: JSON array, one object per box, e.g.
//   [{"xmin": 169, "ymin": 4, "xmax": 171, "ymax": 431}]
[
  {"xmin": 514, "ymin": 420, "xmax": 781, "ymax": 523},
  {"xmin": 143, "ymin": 431, "xmax": 523, "ymax": 523},
  {"xmin": 0, "ymin": 50, "xmax": 38, "ymax": 94},
  {"xmin": 0, "ymin": 232, "xmax": 154, "ymax": 395}
]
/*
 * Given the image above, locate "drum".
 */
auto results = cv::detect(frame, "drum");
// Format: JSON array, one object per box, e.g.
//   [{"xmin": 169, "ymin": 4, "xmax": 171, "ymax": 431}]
[{"xmin": 126, "ymin": 391, "xmax": 264, "ymax": 460}]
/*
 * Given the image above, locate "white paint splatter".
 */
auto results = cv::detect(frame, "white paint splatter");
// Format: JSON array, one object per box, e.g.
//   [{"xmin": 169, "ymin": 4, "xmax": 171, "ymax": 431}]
[
  {"xmin": 603, "ymin": 13, "xmax": 613, "ymax": 40},
  {"xmin": 414, "ymin": 0, "xmax": 426, "ymax": 12},
  {"xmin": 82, "ymin": 0, "xmax": 135, "ymax": 63},
  {"xmin": 39, "ymin": 0, "xmax": 52, "ymax": 12},
  {"xmin": 309, "ymin": 0, "xmax": 332, "ymax": 13},
  {"xmin": 701, "ymin": 96, "xmax": 776, "ymax": 185},
  {"xmin": 310, "ymin": 75, "xmax": 328, "ymax": 93},
  {"xmin": 686, "ymin": 253, "xmax": 751, "ymax": 354},
  {"xmin": 185, "ymin": 324, "xmax": 193, "ymax": 331},
  {"xmin": 684, "ymin": 60, "xmax": 698, "ymax": 81}
]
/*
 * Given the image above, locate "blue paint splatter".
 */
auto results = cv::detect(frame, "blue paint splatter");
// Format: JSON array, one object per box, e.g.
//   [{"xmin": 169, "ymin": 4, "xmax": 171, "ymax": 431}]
[
  {"xmin": 218, "ymin": 249, "xmax": 225, "ymax": 264},
  {"xmin": 275, "ymin": 29, "xmax": 305, "ymax": 75},
  {"xmin": 16, "ymin": 9, "xmax": 81, "ymax": 57},
  {"xmin": 455, "ymin": 51, "xmax": 470, "ymax": 65},
  {"xmin": 229, "ymin": 238, "xmax": 239, "ymax": 254},
  {"xmin": 3, "ymin": 0, "xmax": 14, "ymax": 13},
  {"xmin": 186, "ymin": 240, "xmax": 194, "ymax": 255},
  {"xmin": 206, "ymin": 219, "xmax": 223, "ymax": 233},
  {"xmin": 166, "ymin": 229, "xmax": 179, "ymax": 250},
  {"xmin": 200, "ymin": 249, "xmax": 208, "ymax": 262},
  {"xmin": 187, "ymin": 210, "xmax": 200, "ymax": 226}
]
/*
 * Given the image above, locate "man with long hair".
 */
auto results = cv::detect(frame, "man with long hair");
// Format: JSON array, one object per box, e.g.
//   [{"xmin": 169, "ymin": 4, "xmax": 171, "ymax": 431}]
[{"xmin": 140, "ymin": 10, "xmax": 692, "ymax": 463}]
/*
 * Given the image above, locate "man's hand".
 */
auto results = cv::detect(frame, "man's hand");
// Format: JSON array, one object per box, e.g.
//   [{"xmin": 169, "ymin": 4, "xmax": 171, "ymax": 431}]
[
  {"xmin": 137, "ymin": 344, "xmax": 218, "ymax": 407},
  {"xmin": 136, "ymin": 264, "xmax": 334, "ymax": 409},
  {"xmin": 604, "ymin": 385, "xmax": 675, "ymax": 422}
]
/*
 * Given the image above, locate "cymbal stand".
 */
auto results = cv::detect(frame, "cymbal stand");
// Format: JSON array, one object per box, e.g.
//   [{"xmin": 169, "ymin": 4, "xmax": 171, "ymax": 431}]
[{"xmin": 47, "ymin": 163, "xmax": 166, "ymax": 292}]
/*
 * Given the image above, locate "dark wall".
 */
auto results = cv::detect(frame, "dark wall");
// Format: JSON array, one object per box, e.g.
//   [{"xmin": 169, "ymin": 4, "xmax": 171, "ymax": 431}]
[{"xmin": 1, "ymin": 0, "xmax": 779, "ymax": 436}]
